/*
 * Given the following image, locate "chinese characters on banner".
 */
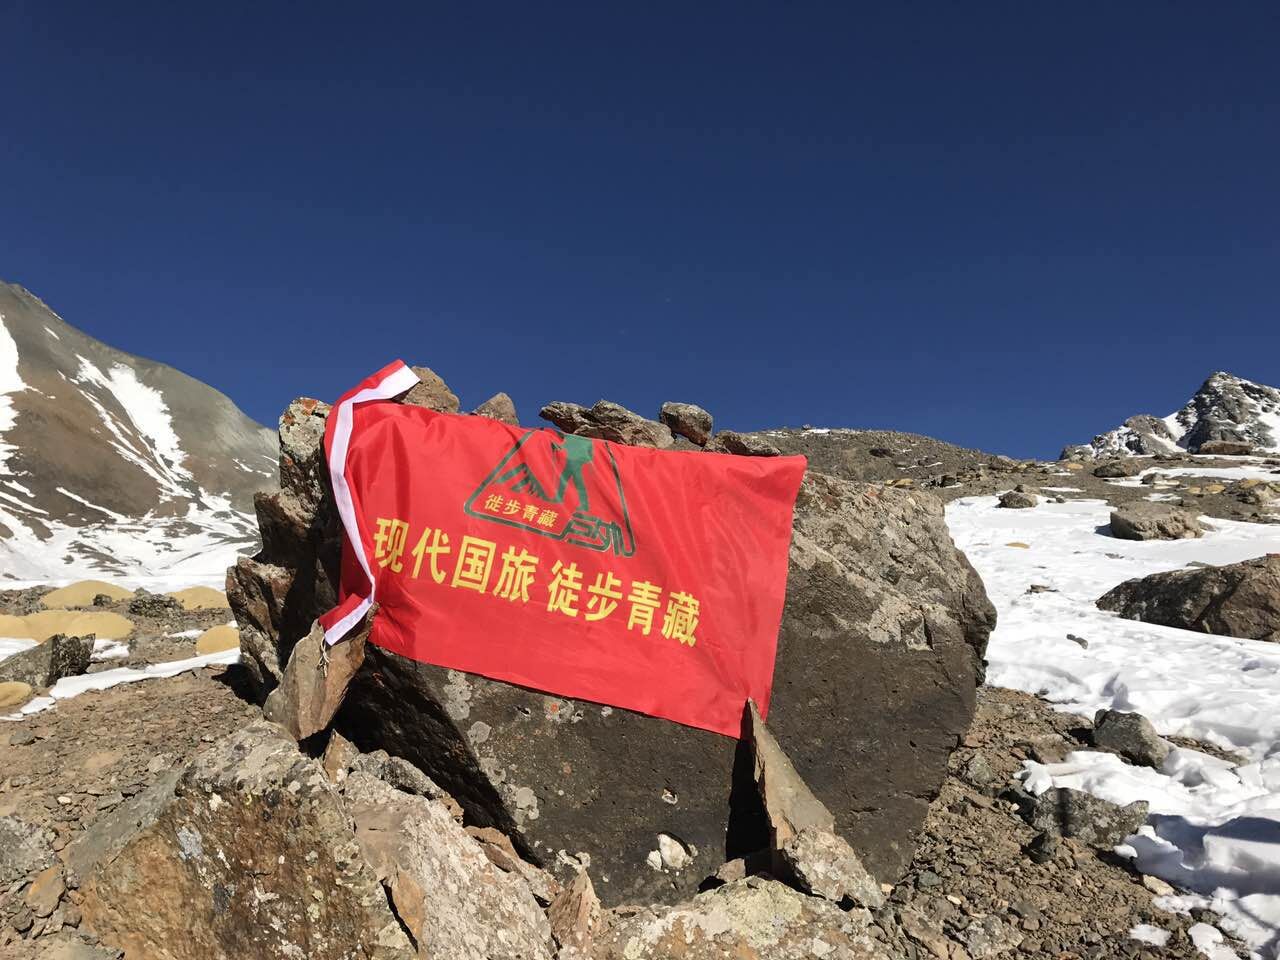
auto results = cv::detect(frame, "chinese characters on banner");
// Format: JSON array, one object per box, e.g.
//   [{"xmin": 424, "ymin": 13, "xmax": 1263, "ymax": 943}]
[{"xmin": 320, "ymin": 362, "xmax": 806, "ymax": 737}]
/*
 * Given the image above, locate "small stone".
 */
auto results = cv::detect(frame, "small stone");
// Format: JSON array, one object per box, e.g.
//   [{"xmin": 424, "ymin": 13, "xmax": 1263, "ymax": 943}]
[
  {"xmin": 25, "ymin": 865, "xmax": 65, "ymax": 918},
  {"xmin": 1141, "ymin": 874, "xmax": 1175, "ymax": 896},
  {"xmin": 1024, "ymin": 831, "xmax": 1058, "ymax": 864}
]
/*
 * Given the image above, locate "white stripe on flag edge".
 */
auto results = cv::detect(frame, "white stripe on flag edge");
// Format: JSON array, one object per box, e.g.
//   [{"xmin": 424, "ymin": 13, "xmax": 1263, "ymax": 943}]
[{"xmin": 324, "ymin": 362, "xmax": 421, "ymax": 645}]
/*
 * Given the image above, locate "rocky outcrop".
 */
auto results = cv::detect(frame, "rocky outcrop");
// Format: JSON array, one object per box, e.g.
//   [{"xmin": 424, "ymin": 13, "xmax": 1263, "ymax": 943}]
[
  {"xmin": 1093, "ymin": 460, "xmax": 1143, "ymax": 479},
  {"xmin": 1097, "ymin": 554, "xmax": 1280, "ymax": 641},
  {"xmin": 229, "ymin": 368, "xmax": 996, "ymax": 906},
  {"xmin": 1108, "ymin": 503, "xmax": 1203, "ymax": 541},
  {"xmin": 539, "ymin": 400, "xmax": 674, "ymax": 448}
]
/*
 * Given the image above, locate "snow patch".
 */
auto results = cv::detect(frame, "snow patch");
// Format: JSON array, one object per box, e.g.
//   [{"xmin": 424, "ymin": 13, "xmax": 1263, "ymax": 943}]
[{"xmin": 947, "ymin": 495, "xmax": 1280, "ymax": 956}]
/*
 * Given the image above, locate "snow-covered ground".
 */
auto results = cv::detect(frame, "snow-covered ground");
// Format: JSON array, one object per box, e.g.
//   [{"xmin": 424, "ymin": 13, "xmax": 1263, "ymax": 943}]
[{"xmin": 948, "ymin": 492, "xmax": 1280, "ymax": 959}]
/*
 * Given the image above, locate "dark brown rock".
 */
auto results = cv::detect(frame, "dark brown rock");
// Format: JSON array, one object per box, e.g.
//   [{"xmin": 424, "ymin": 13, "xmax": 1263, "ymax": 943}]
[
  {"xmin": 997, "ymin": 490, "xmax": 1037, "ymax": 509},
  {"xmin": 659, "ymin": 402, "xmax": 714, "ymax": 446},
  {"xmin": 401, "ymin": 365, "xmax": 460, "ymax": 413},
  {"xmin": 1093, "ymin": 460, "xmax": 1143, "ymax": 479},
  {"xmin": 1092, "ymin": 709, "xmax": 1171, "ymax": 768},
  {"xmin": 1097, "ymin": 554, "xmax": 1280, "ymax": 641}
]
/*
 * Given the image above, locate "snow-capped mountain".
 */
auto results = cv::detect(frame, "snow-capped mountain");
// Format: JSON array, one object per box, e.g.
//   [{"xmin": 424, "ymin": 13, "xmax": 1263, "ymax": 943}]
[
  {"xmin": 1067, "ymin": 371, "xmax": 1280, "ymax": 458},
  {"xmin": 0, "ymin": 282, "xmax": 276, "ymax": 585}
]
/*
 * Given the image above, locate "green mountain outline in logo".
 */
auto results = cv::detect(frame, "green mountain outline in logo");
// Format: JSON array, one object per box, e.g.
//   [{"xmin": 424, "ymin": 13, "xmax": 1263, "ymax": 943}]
[{"xmin": 463, "ymin": 429, "xmax": 637, "ymax": 557}]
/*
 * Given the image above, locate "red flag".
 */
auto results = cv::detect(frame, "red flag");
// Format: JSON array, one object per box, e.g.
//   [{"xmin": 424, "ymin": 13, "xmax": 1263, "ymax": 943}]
[{"xmin": 319, "ymin": 362, "xmax": 806, "ymax": 737}]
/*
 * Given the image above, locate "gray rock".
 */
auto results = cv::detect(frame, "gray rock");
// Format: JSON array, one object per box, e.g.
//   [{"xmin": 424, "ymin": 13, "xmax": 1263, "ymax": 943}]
[
  {"xmin": 350, "ymin": 749, "xmax": 451, "ymax": 802},
  {"xmin": 659, "ymin": 402, "xmax": 714, "ymax": 446},
  {"xmin": 0, "ymin": 634, "xmax": 93, "ymax": 689},
  {"xmin": 1109, "ymin": 503, "xmax": 1204, "ymax": 541},
  {"xmin": 1093, "ymin": 460, "xmax": 1143, "ymax": 479},
  {"xmin": 998, "ymin": 490, "xmax": 1037, "ymax": 509},
  {"xmin": 77, "ymin": 722, "xmax": 414, "ymax": 960},
  {"xmin": 588, "ymin": 876, "xmax": 894, "ymax": 959},
  {"xmin": 0, "ymin": 815, "xmax": 53, "ymax": 886},
  {"xmin": 962, "ymin": 915, "xmax": 1024, "ymax": 957},
  {"xmin": 473, "ymin": 392, "xmax": 519, "ymax": 425},
  {"xmin": 705, "ymin": 430, "xmax": 781, "ymax": 457},
  {"xmin": 1025, "ymin": 787, "xmax": 1149, "ymax": 847},
  {"xmin": 1092, "ymin": 709, "xmax": 1171, "ymax": 768},
  {"xmin": 778, "ymin": 826, "xmax": 884, "ymax": 908},
  {"xmin": 1097, "ymin": 554, "xmax": 1280, "ymax": 641},
  {"xmin": 344, "ymin": 772, "xmax": 553, "ymax": 960},
  {"xmin": 401, "ymin": 365, "xmax": 460, "ymax": 413}
]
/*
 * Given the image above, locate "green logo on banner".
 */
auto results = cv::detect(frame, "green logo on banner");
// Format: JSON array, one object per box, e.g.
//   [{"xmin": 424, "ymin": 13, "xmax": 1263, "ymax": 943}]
[{"xmin": 464, "ymin": 431, "xmax": 636, "ymax": 557}]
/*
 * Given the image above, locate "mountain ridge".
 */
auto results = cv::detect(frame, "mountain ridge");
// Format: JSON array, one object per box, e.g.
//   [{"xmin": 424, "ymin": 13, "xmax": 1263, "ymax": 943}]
[{"xmin": 0, "ymin": 281, "xmax": 276, "ymax": 585}]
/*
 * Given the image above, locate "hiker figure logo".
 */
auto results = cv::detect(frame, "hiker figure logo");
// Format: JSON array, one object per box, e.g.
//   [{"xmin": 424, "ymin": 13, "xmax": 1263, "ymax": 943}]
[{"xmin": 464, "ymin": 430, "xmax": 637, "ymax": 557}]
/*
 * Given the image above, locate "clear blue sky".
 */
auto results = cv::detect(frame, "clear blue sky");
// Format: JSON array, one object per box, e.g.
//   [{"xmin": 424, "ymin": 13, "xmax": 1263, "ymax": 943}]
[{"xmin": 3, "ymin": 2, "xmax": 1277, "ymax": 457}]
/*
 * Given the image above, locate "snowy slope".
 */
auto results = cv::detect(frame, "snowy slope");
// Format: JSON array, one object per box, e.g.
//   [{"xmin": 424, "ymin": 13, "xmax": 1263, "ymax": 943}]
[
  {"xmin": 0, "ymin": 282, "xmax": 276, "ymax": 585},
  {"xmin": 947, "ymin": 488, "xmax": 1280, "ymax": 958},
  {"xmin": 1070, "ymin": 372, "xmax": 1280, "ymax": 458}
]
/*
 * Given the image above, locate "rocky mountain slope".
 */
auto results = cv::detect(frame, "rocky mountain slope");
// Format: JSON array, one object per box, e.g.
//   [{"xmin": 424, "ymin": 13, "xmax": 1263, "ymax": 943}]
[
  {"xmin": 0, "ymin": 282, "xmax": 275, "ymax": 585},
  {"xmin": 1066, "ymin": 371, "xmax": 1280, "ymax": 458}
]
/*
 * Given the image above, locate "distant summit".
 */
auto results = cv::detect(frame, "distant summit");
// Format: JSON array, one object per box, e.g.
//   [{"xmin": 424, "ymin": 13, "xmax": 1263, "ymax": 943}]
[
  {"xmin": 1065, "ymin": 371, "xmax": 1280, "ymax": 459},
  {"xmin": 0, "ymin": 282, "xmax": 275, "ymax": 583}
]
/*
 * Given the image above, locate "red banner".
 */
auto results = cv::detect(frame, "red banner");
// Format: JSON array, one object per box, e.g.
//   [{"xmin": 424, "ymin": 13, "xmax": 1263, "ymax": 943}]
[{"xmin": 319, "ymin": 362, "xmax": 806, "ymax": 737}]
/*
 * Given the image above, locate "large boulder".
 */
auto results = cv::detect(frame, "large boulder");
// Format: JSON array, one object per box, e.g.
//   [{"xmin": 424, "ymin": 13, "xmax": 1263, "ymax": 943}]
[
  {"xmin": 1108, "ymin": 502, "xmax": 1203, "ymax": 541},
  {"xmin": 1196, "ymin": 438, "xmax": 1253, "ymax": 456},
  {"xmin": 231, "ymin": 374, "xmax": 996, "ymax": 906},
  {"xmin": 658, "ymin": 402, "xmax": 713, "ymax": 446},
  {"xmin": 1097, "ymin": 554, "xmax": 1280, "ymax": 641},
  {"xmin": 76, "ymin": 722, "xmax": 415, "ymax": 960}
]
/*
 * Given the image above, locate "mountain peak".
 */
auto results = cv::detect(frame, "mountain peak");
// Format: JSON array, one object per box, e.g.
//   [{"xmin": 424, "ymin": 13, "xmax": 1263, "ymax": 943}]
[{"xmin": 1067, "ymin": 371, "xmax": 1280, "ymax": 458}]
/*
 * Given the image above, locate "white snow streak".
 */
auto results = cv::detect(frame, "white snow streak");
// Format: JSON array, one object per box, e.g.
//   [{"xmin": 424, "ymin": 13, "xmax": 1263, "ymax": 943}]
[{"xmin": 0, "ymin": 313, "xmax": 29, "ymax": 475}]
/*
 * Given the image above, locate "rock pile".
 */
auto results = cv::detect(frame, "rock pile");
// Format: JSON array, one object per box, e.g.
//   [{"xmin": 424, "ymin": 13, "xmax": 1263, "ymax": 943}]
[{"xmin": 227, "ymin": 365, "xmax": 996, "ymax": 911}]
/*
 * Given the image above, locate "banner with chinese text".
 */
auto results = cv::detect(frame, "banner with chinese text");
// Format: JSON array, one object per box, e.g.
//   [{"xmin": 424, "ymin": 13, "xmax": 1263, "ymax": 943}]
[{"xmin": 320, "ymin": 362, "xmax": 807, "ymax": 737}]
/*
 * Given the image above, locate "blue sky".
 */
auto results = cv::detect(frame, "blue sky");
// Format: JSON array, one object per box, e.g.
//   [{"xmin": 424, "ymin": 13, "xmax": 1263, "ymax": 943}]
[{"xmin": 2, "ymin": 2, "xmax": 1277, "ymax": 457}]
